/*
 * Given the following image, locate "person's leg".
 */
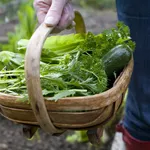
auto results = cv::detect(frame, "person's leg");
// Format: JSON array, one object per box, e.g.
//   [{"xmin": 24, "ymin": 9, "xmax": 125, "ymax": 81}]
[{"xmin": 114, "ymin": 0, "xmax": 150, "ymax": 149}]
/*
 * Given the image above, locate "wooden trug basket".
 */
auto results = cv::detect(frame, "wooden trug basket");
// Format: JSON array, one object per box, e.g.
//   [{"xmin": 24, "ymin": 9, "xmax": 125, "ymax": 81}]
[{"xmin": 0, "ymin": 11, "xmax": 133, "ymax": 144}]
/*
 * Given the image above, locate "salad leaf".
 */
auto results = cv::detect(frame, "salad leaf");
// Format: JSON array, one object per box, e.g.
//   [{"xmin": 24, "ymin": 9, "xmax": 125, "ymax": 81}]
[{"xmin": 0, "ymin": 51, "xmax": 24, "ymax": 70}]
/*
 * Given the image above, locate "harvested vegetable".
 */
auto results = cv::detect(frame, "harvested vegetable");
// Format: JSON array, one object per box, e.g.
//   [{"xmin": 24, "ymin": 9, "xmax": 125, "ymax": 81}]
[
  {"xmin": 102, "ymin": 44, "xmax": 132, "ymax": 78},
  {"xmin": 0, "ymin": 22, "xmax": 135, "ymax": 101}
]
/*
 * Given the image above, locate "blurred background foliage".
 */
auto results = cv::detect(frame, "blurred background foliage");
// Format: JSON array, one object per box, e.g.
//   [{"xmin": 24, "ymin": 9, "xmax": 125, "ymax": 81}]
[
  {"xmin": 0, "ymin": 0, "xmax": 37, "ymax": 52},
  {"xmin": 0, "ymin": 0, "xmax": 116, "ymax": 23}
]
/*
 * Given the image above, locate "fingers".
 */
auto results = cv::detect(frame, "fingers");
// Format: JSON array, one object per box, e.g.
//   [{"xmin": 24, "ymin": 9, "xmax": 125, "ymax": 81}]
[
  {"xmin": 58, "ymin": 2, "xmax": 75, "ymax": 30},
  {"xmin": 34, "ymin": 0, "xmax": 52, "ymax": 24},
  {"xmin": 52, "ymin": 2, "xmax": 75, "ymax": 33},
  {"xmin": 34, "ymin": 0, "xmax": 74, "ymax": 33},
  {"xmin": 44, "ymin": 0, "xmax": 67, "ymax": 26}
]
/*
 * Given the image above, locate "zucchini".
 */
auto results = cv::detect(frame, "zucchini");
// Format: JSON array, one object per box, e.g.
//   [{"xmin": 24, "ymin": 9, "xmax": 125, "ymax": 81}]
[{"xmin": 102, "ymin": 45, "xmax": 132, "ymax": 78}]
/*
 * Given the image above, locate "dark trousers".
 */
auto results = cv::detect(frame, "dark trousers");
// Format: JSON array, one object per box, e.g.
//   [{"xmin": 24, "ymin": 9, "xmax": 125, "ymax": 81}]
[{"xmin": 116, "ymin": 0, "xmax": 150, "ymax": 141}]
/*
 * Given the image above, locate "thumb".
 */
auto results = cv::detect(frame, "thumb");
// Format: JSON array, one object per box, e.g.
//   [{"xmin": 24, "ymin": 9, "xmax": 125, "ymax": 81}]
[{"xmin": 44, "ymin": 0, "xmax": 67, "ymax": 26}]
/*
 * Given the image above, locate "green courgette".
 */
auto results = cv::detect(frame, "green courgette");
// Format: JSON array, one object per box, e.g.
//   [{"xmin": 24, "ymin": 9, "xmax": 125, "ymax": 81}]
[{"xmin": 102, "ymin": 45, "xmax": 132, "ymax": 78}]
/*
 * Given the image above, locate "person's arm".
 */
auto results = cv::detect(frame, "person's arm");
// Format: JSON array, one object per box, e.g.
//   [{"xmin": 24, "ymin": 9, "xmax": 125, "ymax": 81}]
[{"xmin": 34, "ymin": 0, "xmax": 74, "ymax": 32}]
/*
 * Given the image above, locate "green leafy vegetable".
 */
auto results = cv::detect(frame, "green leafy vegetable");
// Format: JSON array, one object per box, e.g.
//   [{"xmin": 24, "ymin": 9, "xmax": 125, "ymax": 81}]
[
  {"xmin": 0, "ymin": 51, "xmax": 24, "ymax": 70},
  {"xmin": 0, "ymin": 22, "xmax": 135, "ymax": 101}
]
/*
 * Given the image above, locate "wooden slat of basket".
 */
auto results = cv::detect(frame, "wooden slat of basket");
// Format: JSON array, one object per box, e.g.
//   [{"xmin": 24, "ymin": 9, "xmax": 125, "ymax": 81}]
[{"xmin": 0, "ymin": 102, "xmax": 113, "ymax": 129}]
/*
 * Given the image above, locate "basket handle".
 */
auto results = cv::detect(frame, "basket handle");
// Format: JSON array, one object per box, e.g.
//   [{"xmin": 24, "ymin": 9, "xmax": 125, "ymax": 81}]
[{"xmin": 25, "ymin": 11, "xmax": 86, "ymax": 134}]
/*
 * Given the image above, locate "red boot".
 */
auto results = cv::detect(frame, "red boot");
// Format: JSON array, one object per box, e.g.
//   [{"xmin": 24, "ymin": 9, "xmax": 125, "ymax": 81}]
[{"xmin": 115, "ymin": 124, "xmax": 150, "ymax": 150}]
